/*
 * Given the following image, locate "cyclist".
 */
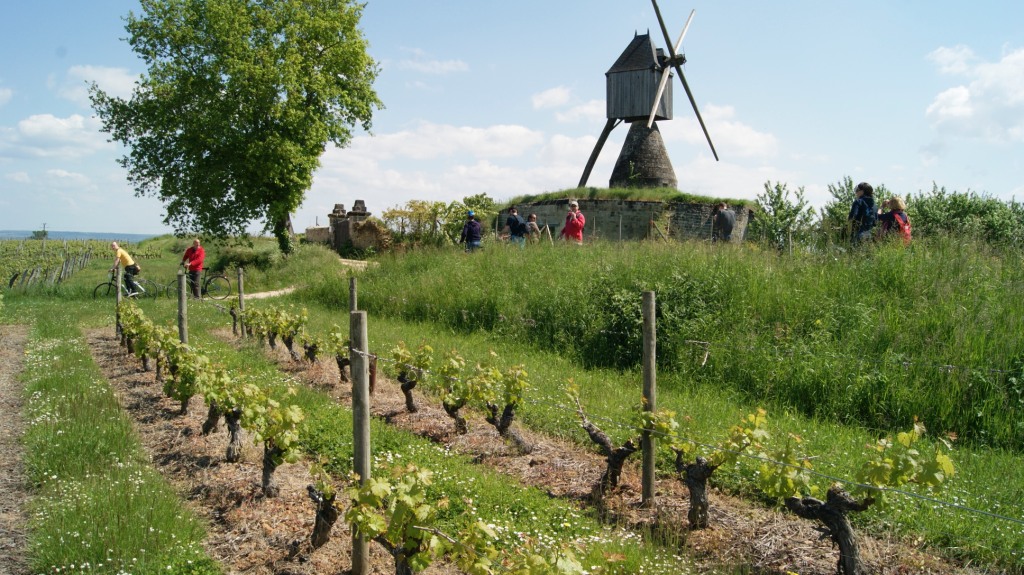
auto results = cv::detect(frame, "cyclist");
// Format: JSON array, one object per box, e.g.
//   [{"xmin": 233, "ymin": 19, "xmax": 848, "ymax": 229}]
[
  {"xmin": 110, "ymin": 241, "xmax": 142, "ymax": 296},
  {"xmin": 181, "ymin": 238, "xmax": 205, "ymax": 298}
]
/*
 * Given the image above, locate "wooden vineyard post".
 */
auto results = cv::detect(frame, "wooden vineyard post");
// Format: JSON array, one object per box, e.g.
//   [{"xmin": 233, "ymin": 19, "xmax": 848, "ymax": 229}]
[
  {"xmin": 349, "ymin": 276, "xmax": 358, "ymax": 312},
  {"xmin": 350, "ymin": 309, "xmax": 370, "ymax": 575},
  {"xmin": 177, "ymin": 269, "xmax": 188, "ymax": 345},
  {"xmin": 236, "ymin": 267, "xmax": 245, "ymax": 338},
  {"xmin": 641, "ymin": 290, "xmax": 657, "ymax": 506},
  {"xmin": 115, "ymin": 267, "xmax": 123, "ymax": 337}
]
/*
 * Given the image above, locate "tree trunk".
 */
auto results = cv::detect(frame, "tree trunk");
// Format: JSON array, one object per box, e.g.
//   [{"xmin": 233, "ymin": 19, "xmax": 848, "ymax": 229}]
[
  {"xmin": 677, "ymin": 454, "xmax": 718, "ymax": 530},
  {"xmin": 398, "ymin": 372, "xmax": 419, "ymax": 413},
  {"xmin": 307, "ymin": 485, "xmax": 339, "ymax": 549},
  {"xmin": 785, "ymin": 485, "xmax": 874, "ymax": 575},
  {"xmin": 262, "ymin": 444, "xmax": 283, "ymax": 497},
  {"xmin": 225, "ymin": 409, "xmax": 243, "ymax": 463},
  {"xmin": 201, "ymin": 401, "xmax": 221, "ymax": 435}
]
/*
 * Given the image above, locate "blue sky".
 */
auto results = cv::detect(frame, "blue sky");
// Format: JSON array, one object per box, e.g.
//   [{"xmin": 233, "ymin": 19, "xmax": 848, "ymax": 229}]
[{"xmin": 2, "ymin": 1, "xmax": 1023, "ymax": 235}]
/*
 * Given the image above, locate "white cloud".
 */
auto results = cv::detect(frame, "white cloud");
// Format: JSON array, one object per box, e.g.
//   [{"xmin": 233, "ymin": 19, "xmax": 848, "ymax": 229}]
[
  {"xmin": 347, "ymin": 121, "xmax": 544, "ymax": 161},
  {"xmin": 532, "ymin": 86, "xmax": 571, "ymax": 109},
  {"xmin": 5, "ymin": 171, "xmax": 30, "ymax": 183},
  {"xmin": 554, "ymin": 100, "xmax": 605, "ymax": 124},
  {"xmin": 0, "ymin": 113, "xmax": 109, "ymax": 160},
  {"xmin": 0, "ymin": 87, "xmax": 12, "ymax": 107},
  {"xmin": 926, "ymin": 46, "xmax": 1024, "ymax": 143},
  {"xmin": 928, "ymin": 45, "xmax": 976, "ymax": 75},
  {"xmin": 395, "ymin": 48, "xmax": 469, "ymax": 75},
  {"xmin": 926, "ymin": 86, "xmax": 973, "ymax": 122},
  {"xmin": 58, "ymin": 65, "xmax": 136, "ymax": 107},
  {"xmin": 660, "ymin": 104, "xmax": 778, "ymax": 159}
]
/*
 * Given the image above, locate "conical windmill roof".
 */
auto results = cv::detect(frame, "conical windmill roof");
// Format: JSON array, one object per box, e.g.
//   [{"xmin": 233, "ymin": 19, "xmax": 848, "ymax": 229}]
[{"xmin": 607, "ymin": 33, "xmax": 661, "ymax": 74}]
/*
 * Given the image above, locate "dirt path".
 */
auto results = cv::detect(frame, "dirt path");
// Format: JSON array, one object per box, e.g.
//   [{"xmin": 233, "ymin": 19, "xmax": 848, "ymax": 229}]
[{"xmin": 0, "ymin": 325, "xmax": 30, "ymax": 575}]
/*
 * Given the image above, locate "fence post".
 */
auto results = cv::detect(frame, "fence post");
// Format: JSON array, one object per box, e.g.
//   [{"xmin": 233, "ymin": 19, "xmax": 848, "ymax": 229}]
[
  {"xmin": 177, "ymin": 269, "xmax": 188, "ymax": 345},
  {"xmin": 236, "ymin": 267, "xmax": 245, "ymax": 338},
  {"xmin": 349, "ymin": 276, "xmax": 358, "ymax": 311},
  {"xmin": 350, "ymin": 309, "xmax": 370, "ymax": 575},
  {"xmin": 641, "ymin": 290, "xmax": 657, "ymax": 506},
  {"xmin": 115, "ymin": 267, "xmax": 123, "ymax": 338}
]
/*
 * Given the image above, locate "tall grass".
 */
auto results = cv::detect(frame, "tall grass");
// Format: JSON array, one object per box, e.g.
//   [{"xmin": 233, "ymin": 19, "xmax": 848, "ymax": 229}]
[{"xmin": 307, "ymin": 237, "xmax": 1024, "ymax": 451}]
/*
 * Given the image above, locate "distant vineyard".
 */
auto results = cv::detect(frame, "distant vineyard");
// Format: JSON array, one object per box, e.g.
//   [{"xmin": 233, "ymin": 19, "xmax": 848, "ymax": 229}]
[{"xmin": 0, "ymin": 239, "xmax": 105, "ymax": 289}]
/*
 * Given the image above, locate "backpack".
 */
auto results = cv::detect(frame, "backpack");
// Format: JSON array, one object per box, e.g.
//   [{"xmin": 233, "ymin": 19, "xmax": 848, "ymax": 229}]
[
  {"xmin": 513, "ymin": 214, "xmax": 527, "ymax": 236},
  {"xmin": 892, "ymin": 212, "xmax": 912, "ymax": 245}
]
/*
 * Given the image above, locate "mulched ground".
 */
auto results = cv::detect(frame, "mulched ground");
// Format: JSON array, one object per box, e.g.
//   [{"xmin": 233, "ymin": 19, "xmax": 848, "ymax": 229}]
[
  {"xmin": 0, "ymin": 325, "xmax": 30, "ymax": 575},
  {"xmin": 0, "ymin": 323, "xmax": 984, "ymax": 574}
]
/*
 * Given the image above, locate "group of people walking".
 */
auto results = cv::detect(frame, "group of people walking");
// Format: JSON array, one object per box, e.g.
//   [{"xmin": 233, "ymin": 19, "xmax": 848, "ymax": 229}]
[
  {"xmin": 459, "ymin": 201, "xmax": 585, "ymax": 252},
  {"xmin": 848, "ymin": 182, "xmax": 912, "ymax": 245}
]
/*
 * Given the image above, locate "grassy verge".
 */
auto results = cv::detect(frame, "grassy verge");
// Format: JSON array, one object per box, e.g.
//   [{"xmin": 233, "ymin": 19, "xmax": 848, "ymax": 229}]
[{"xmin": 19, "ymin": 311, "xmax": 217, "ymax": 574}]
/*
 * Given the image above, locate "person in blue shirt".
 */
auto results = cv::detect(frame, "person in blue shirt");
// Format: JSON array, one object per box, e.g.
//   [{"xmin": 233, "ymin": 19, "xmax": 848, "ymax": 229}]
[
  {"xmin": 459, "ymin": 210, "xmax": 483, "ymax": 252},
  {"xmin": 848, "ymin": 182, "xmax": 877, "ymax": 245}
]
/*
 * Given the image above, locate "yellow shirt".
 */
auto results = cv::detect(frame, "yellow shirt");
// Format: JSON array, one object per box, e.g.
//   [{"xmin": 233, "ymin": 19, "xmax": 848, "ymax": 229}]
[{"xmin": 114, "ymin": 248, "xmax": 135, "ymax": 267}]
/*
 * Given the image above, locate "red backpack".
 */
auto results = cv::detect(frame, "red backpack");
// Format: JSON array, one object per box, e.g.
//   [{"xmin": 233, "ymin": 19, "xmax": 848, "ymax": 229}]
[{"xmin": 891, "ymin": 212, "xmax": 912, "ymax": 245}]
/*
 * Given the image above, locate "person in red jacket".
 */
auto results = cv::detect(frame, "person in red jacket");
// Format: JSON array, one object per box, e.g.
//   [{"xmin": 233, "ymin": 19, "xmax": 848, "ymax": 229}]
[
  {"xmin": 181, "ymin": 238, "xmax": 206, "ymax": 298},
  {"xmin": 560, "ymin": 200, "xmax": 585, "ymax": 244}
]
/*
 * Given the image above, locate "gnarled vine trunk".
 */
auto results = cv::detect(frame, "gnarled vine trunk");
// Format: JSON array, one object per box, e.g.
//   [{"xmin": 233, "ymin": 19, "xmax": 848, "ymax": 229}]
[
  {"xmin": 201, "ymin": 401, "xmax": 221, "ymax": 435},
  {"xmin": 785, "ymin": 485, "xmax": 874, "ymax": 575},
  {"xmin": 282, "ymin": 334, "xmax": 300, "ymax": 361},
  {"xmin": 224, "ymin": 408, "xmax": 244, "ymax": 463},
  {"xmin": 262, "ymin": 443, "xmax": 284, "ymax": 497},
  {"xmin": 676, "ymin": 453, "xmax": 719, "ymax": 530},
  {"xmin": 398, "ymin": 371, "xmax": 419, "ymax": 413},
  {"xmin": 306, "ymin": 485, "xmax": 339, "ymax": 549},
  {"xmin": 575, "ymin": 399, "xmax": 638, "ymax": 495},
  {"xmin": 443, "ymin": 399, "xmax": 469, "ymax": 435},
  {"xmin": 485, "ymin": 402, "xmax": 532, "ymax": 454},
  {"xmin": 335, "ymin": 354, "xmax": 350, "ymax": 383}
]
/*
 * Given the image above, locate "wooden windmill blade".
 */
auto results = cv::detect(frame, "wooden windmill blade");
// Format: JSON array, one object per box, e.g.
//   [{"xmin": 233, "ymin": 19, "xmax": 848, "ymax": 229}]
[
  {"xmin": 649, "ymin": 1, "xmax": 719, "ymax": 161},
  {"xmin": 646, "ymin": 8, "xmax": 694, "ymax": 129}
]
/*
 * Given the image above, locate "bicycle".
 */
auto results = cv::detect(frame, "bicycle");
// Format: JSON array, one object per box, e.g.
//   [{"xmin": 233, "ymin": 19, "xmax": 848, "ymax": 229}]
[
  {"xmin": 93, "ymin": 269, "xmax": 166, "ymax": 299},
  {"xmin": 179, "ymin": 266, "xmax": 231, "ymax": 300}
]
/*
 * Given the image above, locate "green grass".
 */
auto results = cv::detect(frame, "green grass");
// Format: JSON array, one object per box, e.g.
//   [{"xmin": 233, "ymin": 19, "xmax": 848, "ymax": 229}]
[
  {"xmin": 288, "ymin": 237, "xmax": 1024, "ymax": 571},
  {"xmin": 5, "ymin": 234, "xmax": 1024, "ymax": 572},
  {"xmin": 19, "ymin": 310, "xmax": 217, "ymax": 575}
]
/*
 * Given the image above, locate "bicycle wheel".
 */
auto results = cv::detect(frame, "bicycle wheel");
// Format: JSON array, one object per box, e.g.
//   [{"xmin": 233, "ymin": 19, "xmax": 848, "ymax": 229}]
[
  {"xmin": 93, "ymin": 282, "xmax": 116, "ymax": 299},
  {"xmin": 204, "ymin": 275, "xmax": 231, "ymax": 299}
]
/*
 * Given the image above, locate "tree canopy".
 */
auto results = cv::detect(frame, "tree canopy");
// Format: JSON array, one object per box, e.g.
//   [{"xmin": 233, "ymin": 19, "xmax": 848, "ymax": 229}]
[{"xmin": 91, "ymin": 0, "xmax": 382, "ymax": 252}]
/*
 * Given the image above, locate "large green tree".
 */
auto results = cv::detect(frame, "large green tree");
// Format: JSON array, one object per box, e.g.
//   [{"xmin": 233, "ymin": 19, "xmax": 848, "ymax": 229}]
[{"xmin": 90, "ymin": 0, "xmax": 382, "ymax": 252}]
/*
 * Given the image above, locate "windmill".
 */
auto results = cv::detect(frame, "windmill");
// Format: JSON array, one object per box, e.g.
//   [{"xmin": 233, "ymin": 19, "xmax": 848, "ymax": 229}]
[{"xmin": 578, "ymin": 1, "xmax": 718, "ymax": 189}]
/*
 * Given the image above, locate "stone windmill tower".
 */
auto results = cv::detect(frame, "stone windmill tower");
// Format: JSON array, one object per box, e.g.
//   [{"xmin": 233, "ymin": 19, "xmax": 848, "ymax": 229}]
[{"xmin": 578, "ymin": 3, "xmax": 719, "ymax": 189}]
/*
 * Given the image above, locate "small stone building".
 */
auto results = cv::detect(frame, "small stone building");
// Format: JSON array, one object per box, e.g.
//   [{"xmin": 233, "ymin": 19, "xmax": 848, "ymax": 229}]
[
  {"xmin": 501, "ymin": 198, "xmax": 751, "ymax": 243},
  {"xmin": 304, "ymin": 200, "xmax": 390, "ymax": 253}
]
